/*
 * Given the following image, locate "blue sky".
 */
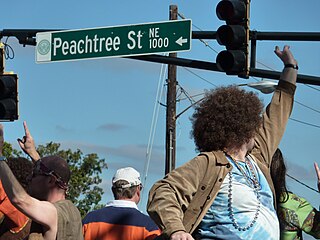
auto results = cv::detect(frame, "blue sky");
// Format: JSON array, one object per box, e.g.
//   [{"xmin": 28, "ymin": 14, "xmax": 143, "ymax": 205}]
[{"xmin": 2, "ymin": 1, "xmax": 320, "ymax": 238}]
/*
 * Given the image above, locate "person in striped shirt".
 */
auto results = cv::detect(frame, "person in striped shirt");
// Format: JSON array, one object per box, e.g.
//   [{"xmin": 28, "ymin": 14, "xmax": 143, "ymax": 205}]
[{"xmin": 82, "ymin": 167, "xmax": 161, "ymax": 240}]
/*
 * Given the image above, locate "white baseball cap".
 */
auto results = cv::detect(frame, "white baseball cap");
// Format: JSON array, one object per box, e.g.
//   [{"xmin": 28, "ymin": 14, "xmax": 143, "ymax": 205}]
[{"xmin": 112, "ymin": 167, "xmax": 142, "ymax": 189}]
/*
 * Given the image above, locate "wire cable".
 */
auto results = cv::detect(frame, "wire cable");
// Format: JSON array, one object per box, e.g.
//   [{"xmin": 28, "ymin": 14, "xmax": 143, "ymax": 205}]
[
  {"xmin": 182, "ymin": 67, "xmax": 218, "ymax": 87},
  {"xmin": 3, "ymin": 37, "xmax": 15, "ymax": 60},
  {"xmin": 289, "ymin": 117, "xmax": 320, "ymax": 129},
  {"xmin": 141, "ymin": 54, "xmax": 168, "ymax": 206},
  {"xmin": 178, "ymin": 12, "xmax": 219, "ymax": 54},
  {"xmin": 177, "ymin": 82, "xmax": 196, "ymax": 104},
  {"xmin": 287, "ymin": 174, "xmax": 319, "ymax": 193}
]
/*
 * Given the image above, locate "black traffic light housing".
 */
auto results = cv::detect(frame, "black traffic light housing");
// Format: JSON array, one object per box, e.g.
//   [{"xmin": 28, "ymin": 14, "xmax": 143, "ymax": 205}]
[
  {"xmin": 215, "ymin": 0, "xmax": 250, "ymax": 78},
  {"xmin": 0, "ymin": 73, "xmax": 18, "ymax": 121}
]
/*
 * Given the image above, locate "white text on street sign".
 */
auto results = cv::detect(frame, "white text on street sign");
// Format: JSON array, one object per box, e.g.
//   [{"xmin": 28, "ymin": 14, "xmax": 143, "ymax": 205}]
[{"xmin": 36, "ymin": 20, "xmax": 192, "ymax": 63}]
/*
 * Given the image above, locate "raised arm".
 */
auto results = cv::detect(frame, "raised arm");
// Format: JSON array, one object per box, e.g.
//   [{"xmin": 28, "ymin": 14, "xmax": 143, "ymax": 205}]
[
  {"xmin": 0, "ymin": 124, "xmax": 57, "ymax": 234},
  {"xmin": 274, "ymin": 45, "xmax": 298, "ymax": 85},
  {"xmin": 17, "ymin": 121, "xmax": 40, "ymax": 162},
  {"xmin": 253, "ymin": 45, "xmax": 298, "ymax": 164}
]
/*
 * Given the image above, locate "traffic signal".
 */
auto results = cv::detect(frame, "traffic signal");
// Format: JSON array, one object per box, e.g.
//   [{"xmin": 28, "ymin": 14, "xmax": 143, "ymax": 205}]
[
  {"xmin": 0, "ymin": 74, "xmax": 18, "ymax": 121},
  {"xmin": 215, "ymin": 0, "xmax": 250, "ymax": 78}
]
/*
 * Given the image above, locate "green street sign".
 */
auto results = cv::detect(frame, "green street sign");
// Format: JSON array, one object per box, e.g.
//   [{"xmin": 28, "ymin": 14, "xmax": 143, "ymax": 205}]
[{"xmin": 36, "ymin": 20, "xmax": 191, "ymax": 63}]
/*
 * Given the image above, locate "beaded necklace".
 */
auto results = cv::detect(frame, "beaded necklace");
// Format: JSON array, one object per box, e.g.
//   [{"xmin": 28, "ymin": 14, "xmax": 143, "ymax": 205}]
[
  {"xmin": 227, "ymin": 155, "xmax": 261, "ymax": 231},
  {"xmin": 232, "ymin": 157, "xmax": 261, "ymax": 190}
]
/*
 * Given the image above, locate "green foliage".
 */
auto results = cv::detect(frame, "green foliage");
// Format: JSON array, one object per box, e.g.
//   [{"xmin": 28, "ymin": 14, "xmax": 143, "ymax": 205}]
[
  {"xmin": 3, "ymin": 142, "xmax": 23, "ymax": 158},
  {"xmin": 4, "ymin": 141, "xmax": 108, "ymax": 218}
]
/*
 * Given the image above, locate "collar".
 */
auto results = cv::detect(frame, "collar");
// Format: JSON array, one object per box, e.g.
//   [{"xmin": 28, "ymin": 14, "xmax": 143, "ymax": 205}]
[
  {"xmin": 215, "ymin": 150, "xmax": 230, "ymax": 164},
  {"xmin": 199, "ymin": 150, "xmax": 230, "ymax": 165},
  {"xmin": 105, "ymin": 200, "xmax": 139, "ymax": 210}
]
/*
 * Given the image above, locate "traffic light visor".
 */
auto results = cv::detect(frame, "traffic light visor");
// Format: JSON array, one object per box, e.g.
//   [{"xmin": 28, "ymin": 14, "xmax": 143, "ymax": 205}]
[
  {"xmin": 216, "ymin": 25, "xmax": 246, "ymax": 48},
  {"xmin": 216, "ymin": 50, "xmax": 246, "ymax": 73},
  {"xmin": 216, "ymin": 0, "xmax": 246, "ymax": 23}
]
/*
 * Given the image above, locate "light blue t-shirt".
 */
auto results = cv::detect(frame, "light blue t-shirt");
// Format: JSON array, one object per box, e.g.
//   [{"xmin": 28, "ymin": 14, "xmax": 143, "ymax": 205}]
[{"xmin": 194, "ymin": 156, "xmax": 279, "ymax": 240}]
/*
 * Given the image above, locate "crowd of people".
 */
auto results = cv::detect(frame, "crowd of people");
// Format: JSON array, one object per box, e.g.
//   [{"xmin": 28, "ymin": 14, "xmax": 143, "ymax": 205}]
[{"xmin": 0, "ymin": 45, "xmax": 318, "ymax": 240}]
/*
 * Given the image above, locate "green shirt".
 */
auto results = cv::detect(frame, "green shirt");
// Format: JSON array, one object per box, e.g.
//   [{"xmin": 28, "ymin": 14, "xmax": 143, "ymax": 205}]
[{"xmin": 279, "ymin": 192, "xmax": 320, "ymax": 240}]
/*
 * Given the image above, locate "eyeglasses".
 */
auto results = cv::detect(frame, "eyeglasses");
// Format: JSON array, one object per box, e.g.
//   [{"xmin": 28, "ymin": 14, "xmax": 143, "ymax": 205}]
[{"xmin": 31, "ymin": 160, "xmax": 68, "ymax": 191}]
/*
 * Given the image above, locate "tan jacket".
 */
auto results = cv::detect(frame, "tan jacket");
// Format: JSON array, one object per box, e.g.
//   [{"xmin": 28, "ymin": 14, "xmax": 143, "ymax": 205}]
[{"xmin": 147, "ymin": 81, "xmax": 296, "ymax": 238}]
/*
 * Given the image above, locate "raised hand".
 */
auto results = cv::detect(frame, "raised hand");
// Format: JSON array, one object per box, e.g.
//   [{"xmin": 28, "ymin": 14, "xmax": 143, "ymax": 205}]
[
  {"xmin": 17, "ymin": 121, "xmax": 40, "ymax": 162},
  {"xmin": 274, "ymin": 45, "xmax": 298, "ymax": 66}
]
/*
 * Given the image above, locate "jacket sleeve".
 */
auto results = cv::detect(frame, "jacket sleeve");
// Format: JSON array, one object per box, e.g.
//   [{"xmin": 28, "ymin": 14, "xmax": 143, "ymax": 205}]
[
  {"xmin": 147, "ymin": 155, "xmax": 208, "ymax": 238},
  {"xmin": 252, "ymin": 81, "xmax": 296, "ymax": 166}
]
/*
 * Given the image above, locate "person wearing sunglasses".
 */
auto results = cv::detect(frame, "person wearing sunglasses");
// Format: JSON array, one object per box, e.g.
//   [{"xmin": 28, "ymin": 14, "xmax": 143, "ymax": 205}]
[{"xmin": 0, "ymin": 123, "xmax": 83, "ymax": 240}]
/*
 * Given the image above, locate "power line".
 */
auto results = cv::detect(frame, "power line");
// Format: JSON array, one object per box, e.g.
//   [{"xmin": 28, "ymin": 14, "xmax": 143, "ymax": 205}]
[
  {"xmin": 177, "ymin": 82, "xmax": 196, "ymax": 104},
  {"xmin": 289, "ymin": 117, "xmax": 320, "ymax": 129},
  {"xmin": 287, "ymin": 174, "xmax": 319, "ymax": 194},
  {"xmin": 305, "ymin": 84, "xmax": 320, "ymax": 92},
  {"xmin": 182, "ymin": 67, "xmax": 217, "ymax": 87},
  {"xmin": 178, "ymin": 12, "xmax": 219, "ymax": 54},
  {"xmin": 295, "ymin": 100, "xmax": 320, "ymax": 114}
]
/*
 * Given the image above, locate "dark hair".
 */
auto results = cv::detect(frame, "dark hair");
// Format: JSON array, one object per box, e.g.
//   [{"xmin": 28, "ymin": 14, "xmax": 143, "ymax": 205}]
[
  {"xmin": 190, "ymin": 86, "xmax": 263, "ymax": 152},
  {"xmin": 40, "ymin": 156, "xmax": 70, "ymax": 185},
  {"xmin": 6, "ymin": 157, "xmax": 33, "ymax": 190},
  {"xmin": 112, "ymin": 180, "xmax": 138, "ymax": 200},
  {"xmin": 270, "ymin": 148, "xmax": 290, "ymax": 207}
]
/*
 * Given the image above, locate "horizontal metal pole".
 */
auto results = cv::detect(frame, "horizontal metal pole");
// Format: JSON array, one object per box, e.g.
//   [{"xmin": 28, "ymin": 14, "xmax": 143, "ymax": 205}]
[
  {"xmin": 0, "ymin": 29, "xmax": 59, "ymax": 37},
  {"xmin": 129, "ymin": 55, "xmax": 221, "ymax": 72},
  {"xmin": 0, "ymin": 29, "xmax": 62, "ymax": 46},
  {"xmin": 251, "ymin": 31, "xmax": 320, "ymax": 41},
  {"xmin": 1, "ymin": 29, "xmax": 319, "ymax": 85},
  {"xmin": 250, "ymin": 68, "xmax": 320, "ymax": 86},
  {"xmin": 2, "ymin": 29, "xmax": 320, "ymax": 43},
  {"xmin": 130, "ymin": 55, "xmax": 320, "ymax": 86},
  {"xmin": 192, "ymin": 30, "xmax": 320, "ymax": 41},
  {"xmin": 192, "ymin": 31, "xmax": 217, "ymax": 39}
]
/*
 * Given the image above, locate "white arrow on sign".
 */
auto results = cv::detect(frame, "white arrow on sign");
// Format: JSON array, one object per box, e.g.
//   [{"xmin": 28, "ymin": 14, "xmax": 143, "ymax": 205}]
[{"xmin": 175, "ymin": 36, "xmax": 188, "ymax": 46}]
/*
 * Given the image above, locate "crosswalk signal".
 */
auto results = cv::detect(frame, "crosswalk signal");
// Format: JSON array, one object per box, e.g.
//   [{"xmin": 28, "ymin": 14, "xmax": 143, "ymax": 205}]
[
  {"xmin": 0, "ymin": 74, "xmax": 18, "ymax": 121},
  {"xmin": 215, "ymin": 0, "xmax": 250, "ymax": 78}
]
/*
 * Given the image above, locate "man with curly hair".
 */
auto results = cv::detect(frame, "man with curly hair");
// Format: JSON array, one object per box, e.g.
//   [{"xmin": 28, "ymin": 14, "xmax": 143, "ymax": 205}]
[{"xmin": 147, "ymin": 45, "xmax": 298, "ymax": 240}]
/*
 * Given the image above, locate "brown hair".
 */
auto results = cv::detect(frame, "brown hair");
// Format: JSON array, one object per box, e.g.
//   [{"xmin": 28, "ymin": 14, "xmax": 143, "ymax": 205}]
[
  {"xmin": 191, "ymin": 86, "xmax": 264, "ymax": 152},
  {"xmin": 112, "ymin": 180, "xmax": 138, "ymax": 200},
  {"xmin": 6, "ymin": 157, "xmax": 33, "ymax": 190},
  {"xmin": 270, "ymin": 148, "xmax": 290, "ymax": 206}
]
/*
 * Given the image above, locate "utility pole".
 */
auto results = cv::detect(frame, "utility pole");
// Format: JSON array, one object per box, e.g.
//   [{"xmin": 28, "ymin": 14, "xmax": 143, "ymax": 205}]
[{"xmin": 165, "ymin": 5, "xmax": 177, "ymax": 175}]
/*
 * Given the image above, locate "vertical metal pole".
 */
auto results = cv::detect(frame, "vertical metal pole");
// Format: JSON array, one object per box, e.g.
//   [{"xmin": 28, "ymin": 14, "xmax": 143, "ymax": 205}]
[
  {"xmin": 165, "ymin": 5, "xmax": 177, "ymax": 175},
  {"xmin": 250, "ymin": 38, "xmax": 256, "ymax": 69},
  {"xmin": 0, "ymin": 43, "xmax": 5, "ymax": 74}
]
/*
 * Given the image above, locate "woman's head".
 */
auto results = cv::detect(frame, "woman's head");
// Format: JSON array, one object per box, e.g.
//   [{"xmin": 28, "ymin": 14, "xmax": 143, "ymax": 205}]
[{"xmin": 271, "ymin": 148, "xmax": 289, "ymax": 203}]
